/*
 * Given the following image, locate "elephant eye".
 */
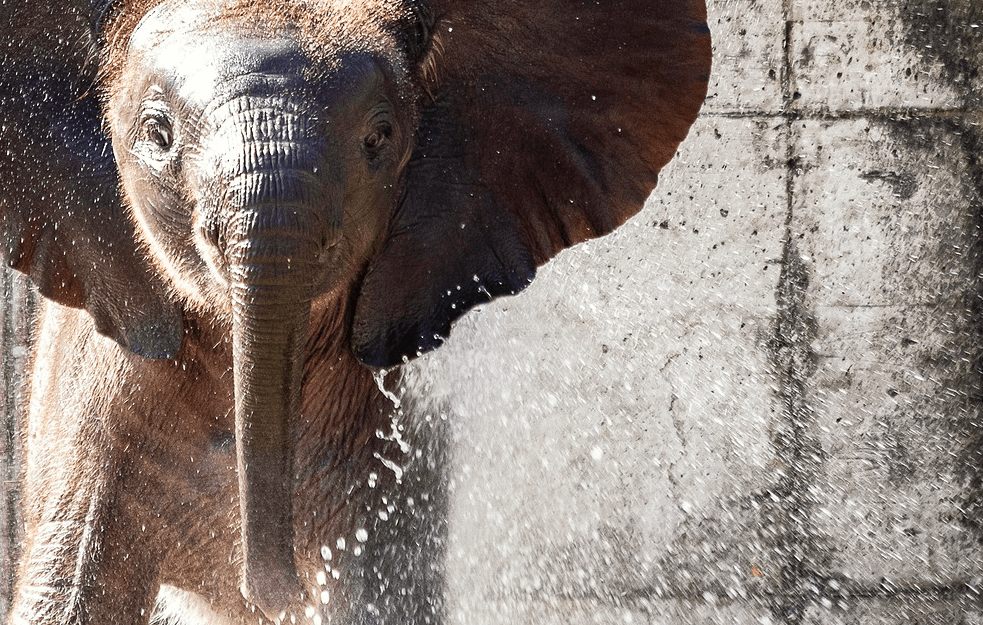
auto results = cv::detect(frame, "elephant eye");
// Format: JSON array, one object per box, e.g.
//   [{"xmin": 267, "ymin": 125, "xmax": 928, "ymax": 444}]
[
  {"xmin": 363, "ymin": 122, "xmax": 392, "ymax": 156},
  {"xmin": 143, "ymin": 117, "xmax": 173, "ymax": 150}
]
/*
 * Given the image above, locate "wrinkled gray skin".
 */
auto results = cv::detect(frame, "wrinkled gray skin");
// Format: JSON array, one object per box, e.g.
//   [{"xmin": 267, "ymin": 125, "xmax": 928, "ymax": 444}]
[{"xmin": 110, "ymin": 4, "xmax": 410, "ymax": 618}]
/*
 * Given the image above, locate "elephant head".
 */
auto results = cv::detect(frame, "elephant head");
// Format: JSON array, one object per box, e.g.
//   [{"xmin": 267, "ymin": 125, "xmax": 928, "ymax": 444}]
[{"xmin": 1, "ymin": 0, "xmax": 711, "ymax": 618}]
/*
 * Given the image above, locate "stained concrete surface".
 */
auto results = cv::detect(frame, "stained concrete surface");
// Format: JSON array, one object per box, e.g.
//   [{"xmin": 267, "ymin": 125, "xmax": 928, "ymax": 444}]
[
  {"xmin": 3, "ymin": 1, "xmax": 983, "ymax": 624},
  {"xmin": 0, "ymin": 269, "xmax": 33, "ymax": 620},
  {"xmin": 401, "ymin": 1, "xmax": 983, "ymax": 623}
]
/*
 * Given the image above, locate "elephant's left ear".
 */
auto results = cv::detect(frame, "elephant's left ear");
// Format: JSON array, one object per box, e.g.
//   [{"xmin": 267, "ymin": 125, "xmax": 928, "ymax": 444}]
[
  {"xmin": 0, "ymin": 0, "xmax": 184, "ymax": 359},
  {"xmin": 353, "ymin": 0, "xmax": 711, "ymax": 367}
]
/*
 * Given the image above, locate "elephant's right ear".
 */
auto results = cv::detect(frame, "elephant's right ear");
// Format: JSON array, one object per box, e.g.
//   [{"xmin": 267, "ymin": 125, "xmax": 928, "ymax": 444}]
[
  {"xmin": 0, "ymin": 0, "xmax": 184, "ymax": 359},
  {"xmin": 352, "ymin": 0, "xmax": 711, "ymax": 367}
]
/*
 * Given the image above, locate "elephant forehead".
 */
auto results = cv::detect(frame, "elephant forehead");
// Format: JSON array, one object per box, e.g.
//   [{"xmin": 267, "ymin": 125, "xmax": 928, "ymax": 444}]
[
  {"xmin": 126, "ymin": 6, "xmax": 390, "ymax": 115},
  {"xmin": 129, "ymin": 3, "xmax": 309, "ymax": 107}
]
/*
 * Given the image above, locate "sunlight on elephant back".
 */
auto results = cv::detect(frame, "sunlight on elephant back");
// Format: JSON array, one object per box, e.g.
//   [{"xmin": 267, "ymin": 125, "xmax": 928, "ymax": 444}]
[{"xmin": 0, "ymin": 266, "xmax": 35, "ymax": 619}]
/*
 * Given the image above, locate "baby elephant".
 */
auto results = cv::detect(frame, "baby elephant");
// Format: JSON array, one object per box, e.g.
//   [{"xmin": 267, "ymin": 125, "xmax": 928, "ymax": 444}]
[{"xmin": 0, "ymin": 0, "xmax": 711, "ymax": 622}]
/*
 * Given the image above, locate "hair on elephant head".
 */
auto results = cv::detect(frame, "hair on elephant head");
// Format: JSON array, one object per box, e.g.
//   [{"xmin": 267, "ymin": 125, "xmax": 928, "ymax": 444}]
[{"xmin": 1, "ymin": 0, "xmax": 710, "ymax": 622}]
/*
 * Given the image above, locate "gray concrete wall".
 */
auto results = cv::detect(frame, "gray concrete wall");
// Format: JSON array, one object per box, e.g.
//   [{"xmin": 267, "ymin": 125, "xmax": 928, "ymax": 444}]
[
  {"xmin": 2, "ymin": 1, "xmax": 983, "ymax": 624},
  {"xmin": 0, "ymin": 271, "xmax": 34, "ymax": 619},
  {"xmin": 402, "ymin": 1, "xmax": 983, "ymax": 623}
]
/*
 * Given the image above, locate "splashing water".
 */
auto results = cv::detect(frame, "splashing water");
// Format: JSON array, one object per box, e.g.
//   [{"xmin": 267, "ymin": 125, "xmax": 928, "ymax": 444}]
[
  {"xmin": 373, "ymin": 452, "xmax": 404, "ymax": 484},
  {"xmin": 376, "ymin": 417, "xmax": 412, "ymax": 455},
  {"xmin": 373, "ymin": 368, "xmax": 401, "ymax": 409}
]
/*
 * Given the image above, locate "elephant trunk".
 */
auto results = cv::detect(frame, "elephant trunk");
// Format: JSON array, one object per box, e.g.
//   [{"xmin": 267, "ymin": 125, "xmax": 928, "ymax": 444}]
[
  {"xmin": 230, "ymin": 256, "xmax": 310, "ymax": 617},
  {"xmin": 196, "ymin": 87, "xmax": 343, "ymax": 617},
  {"xmin": 218, "ymin": 160, "xmax": 337, "ymax": 617}
]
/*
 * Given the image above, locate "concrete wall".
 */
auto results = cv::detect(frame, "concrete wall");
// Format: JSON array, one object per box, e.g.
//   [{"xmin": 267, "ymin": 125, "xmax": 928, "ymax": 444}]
[
  {"xmin": 2, "ymin": 1, "xmax": 983, "ymax": 624},
  {"xmin": 402, "ymin": 1, "xmax": 983, "ymax": 623},
  {"xmin": 0, "ymin": 271, "xmax": 34, "ymax": 619}
]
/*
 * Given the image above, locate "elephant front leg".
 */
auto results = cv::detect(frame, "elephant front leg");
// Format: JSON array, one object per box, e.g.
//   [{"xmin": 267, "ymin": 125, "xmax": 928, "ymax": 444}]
[{"xmin": 10, "ymin": 449, "xmax": 162, "ymax": 625}]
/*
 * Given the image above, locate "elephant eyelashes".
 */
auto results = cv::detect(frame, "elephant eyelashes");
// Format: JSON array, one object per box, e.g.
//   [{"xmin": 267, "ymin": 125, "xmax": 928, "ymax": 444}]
[
  {"xmin": 363, "ymin": 104, "xmax": 395, "ymax": 160},
  {"xmin": 142, "ymin": 116, "xmax": 173, "ymax": 150}
]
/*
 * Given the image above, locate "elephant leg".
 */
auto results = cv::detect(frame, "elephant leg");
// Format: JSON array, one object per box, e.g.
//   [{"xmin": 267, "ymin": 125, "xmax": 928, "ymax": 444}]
[{"xmin": 11, "ymin": 431, "xmax": 162, "ymax": 625}]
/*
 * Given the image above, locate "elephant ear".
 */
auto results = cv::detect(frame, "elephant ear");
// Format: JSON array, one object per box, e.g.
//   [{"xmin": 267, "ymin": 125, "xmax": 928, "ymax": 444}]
[
  {"xmin": 353, "ymin": 0, "xmax": 712, "ymax": 367},
  {"xmin": 0, "ymin": 0, "xmax": 183, "ymax": 359}
]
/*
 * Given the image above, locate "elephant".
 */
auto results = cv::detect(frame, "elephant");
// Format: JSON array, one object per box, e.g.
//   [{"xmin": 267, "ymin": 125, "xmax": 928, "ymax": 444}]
[{"xmin": 0, "ymin": 0, "xmax": 711, "ymax": 623}]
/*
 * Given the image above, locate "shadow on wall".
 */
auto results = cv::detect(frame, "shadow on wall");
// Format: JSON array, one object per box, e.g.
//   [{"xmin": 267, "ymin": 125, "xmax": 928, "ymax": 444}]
[{"xmin": 883, "ymin": 0, "xmax": 983, "ymax": 551}]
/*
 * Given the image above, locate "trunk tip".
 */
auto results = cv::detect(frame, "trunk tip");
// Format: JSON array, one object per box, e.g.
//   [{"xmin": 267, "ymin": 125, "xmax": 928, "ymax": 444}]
[{"xmin": 241, "ymin": 565, "xmax": 305, "ymax": 622}]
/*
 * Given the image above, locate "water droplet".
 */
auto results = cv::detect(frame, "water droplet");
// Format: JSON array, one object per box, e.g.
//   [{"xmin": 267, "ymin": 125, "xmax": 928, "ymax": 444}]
[
  {"xmin": 373, "ymin": 454, "xmax": 404, "ymax": 484},
  {"xmin": 372, "ymin": 370, "xmax": 401, "ymax": 409}
]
